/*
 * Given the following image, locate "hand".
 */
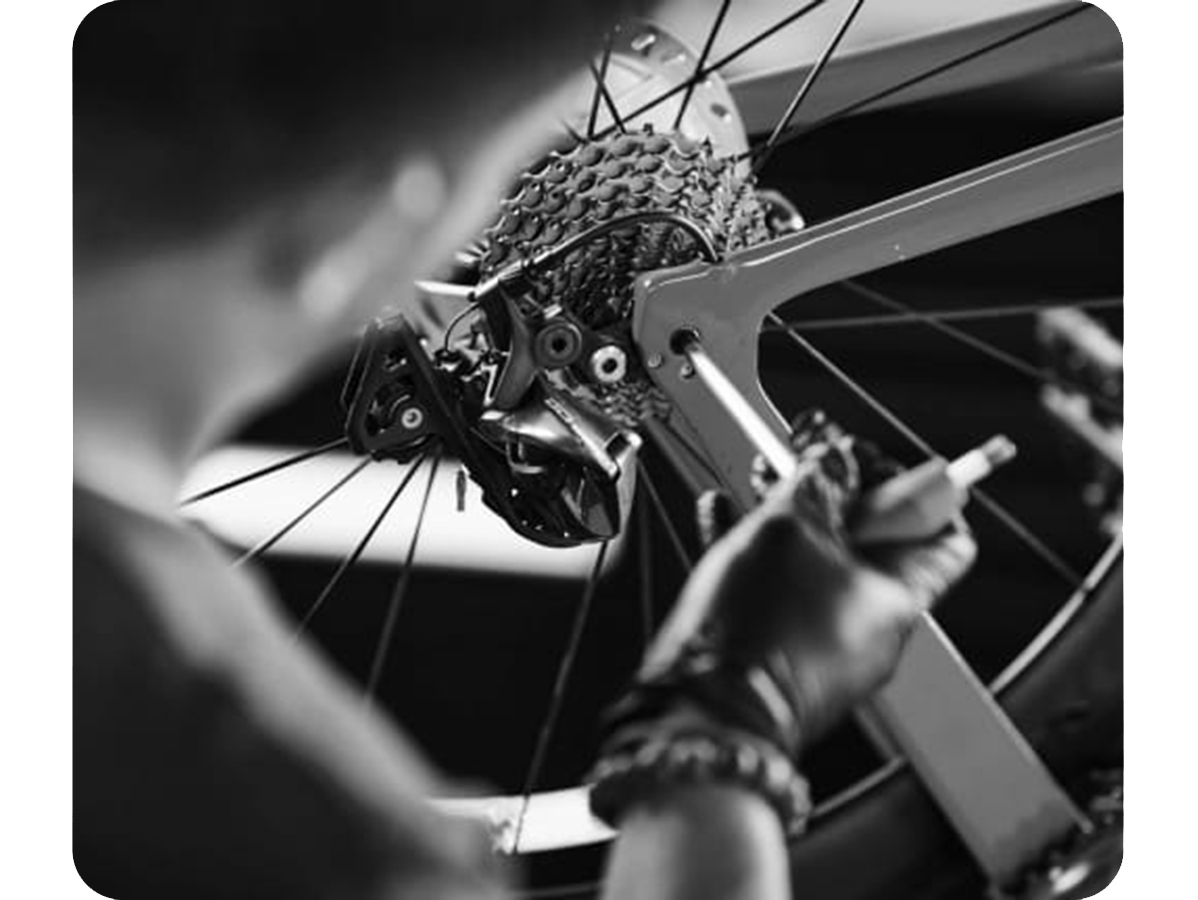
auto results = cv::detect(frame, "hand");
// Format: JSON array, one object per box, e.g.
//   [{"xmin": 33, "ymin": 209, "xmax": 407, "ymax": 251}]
[{"xmin": 626, "ymin": 415, "xmax": 977, "ymax": 755}]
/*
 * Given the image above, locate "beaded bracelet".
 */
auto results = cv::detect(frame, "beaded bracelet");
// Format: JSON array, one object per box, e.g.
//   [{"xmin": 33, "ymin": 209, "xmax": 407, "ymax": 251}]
[
  {"xmin": 600, "ymin": 647, "xmax": 806, "ymax": 757},
  {"xmin": 588, "ymin": 729, "xmax": 812, "ymax": 839}
]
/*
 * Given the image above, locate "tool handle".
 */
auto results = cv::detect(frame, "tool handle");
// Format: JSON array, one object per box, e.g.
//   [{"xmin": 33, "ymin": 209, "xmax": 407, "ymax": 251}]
[{"xmin": 851, "ymin": 436, "xmax": 1015, "ymax": 544}]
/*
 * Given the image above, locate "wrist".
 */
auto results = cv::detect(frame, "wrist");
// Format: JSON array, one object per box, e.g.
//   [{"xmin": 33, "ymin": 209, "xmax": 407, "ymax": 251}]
[
  {"xmin": 588, "ymin": 724, "xmax": 811, "ymax": 840},
  {"xmin": 603, "ymin": 646, "xmax": 808, "ymax": 758}
]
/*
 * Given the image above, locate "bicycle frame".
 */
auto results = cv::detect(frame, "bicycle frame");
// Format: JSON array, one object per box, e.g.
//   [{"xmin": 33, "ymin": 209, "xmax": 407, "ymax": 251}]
[
  {"xmin": 428, "ymin": 115, "xmax": 1122, "ymax": 870},
  {"xmin": 635, "ymin": 116, "xmax": 1122, "ymax": 502},
  {"xmin": 633, "ymin": 116, "xmax": 1122, "ymax": 884}
]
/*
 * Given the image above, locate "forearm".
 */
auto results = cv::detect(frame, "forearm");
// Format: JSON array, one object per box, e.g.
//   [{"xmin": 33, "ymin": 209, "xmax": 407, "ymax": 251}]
[
  {"xmin": 600, "ymin": 784, "xmax": 791, "ymax": 900},
  {"xmin": 74, "ymin": 531, "xmax": 508, "ymax": 900}
]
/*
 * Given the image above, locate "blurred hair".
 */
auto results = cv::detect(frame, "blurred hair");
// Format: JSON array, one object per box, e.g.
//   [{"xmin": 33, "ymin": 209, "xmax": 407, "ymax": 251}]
[{"xmin": 74, "ymin": 0, "xmax": 647, "ymax": 267}]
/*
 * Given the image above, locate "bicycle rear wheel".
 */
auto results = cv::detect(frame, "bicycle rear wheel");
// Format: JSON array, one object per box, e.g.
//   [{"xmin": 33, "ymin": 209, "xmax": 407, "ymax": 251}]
[{"xmin": 181, "ymin": 3, "xmax": 1123, "ymax": 896}]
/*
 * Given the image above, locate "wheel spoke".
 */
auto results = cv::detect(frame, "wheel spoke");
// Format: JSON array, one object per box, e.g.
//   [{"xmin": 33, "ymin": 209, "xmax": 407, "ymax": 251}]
[
  {"xmin": 180, "ymin": 437, "xmax": 348, "ymax": 506},
  {"xmin": 588, "ymin": 32, "xmax": 615, "ymax": 139},
  {"xmin": 560, "ymin": 119, "xmax": 584, "ymax": 145},
  {"xmin": 232, "ymin": 457, "xmax": 372, "ymax": 567},
  {"xmin": 671, "ymin": 0, "xmax": 734, "ymax": 132},
  {"xmin": 292, "ymin": 448, "xmax": 431, "ymax": 637},
  {"xmin": 595, "ymin": 0, "xmax": 831, "ymax": 141},
  {"xmin": 642, "ymin": 414, "xmax": 723, "ymax": 496},
  {"xmin": 767, "ymin": 311, "xmax": 937, "ymax": 455},
  {"xmin": 511, "ymin": 541, "xmax": 610, "ymax": 852},
  {"xmin": 767, "ymin": 2, "xmax": 1094, "ymax": 150},
  {"xmin": 363, "ymin": 450, "xmax": 443, "ymax": 705},
  {"xmin": 768, "ymin": 312, "xmax": 1082, "ymax": 585},
  {"xmin": 840, "ymin": 280, "xmax": 1121, "ymax": 416},
  {"xmin": 752, "ymin": 0, "xmax": 868, "ymax": 173},
  {"xmin": 971, "ymin": 489, "xmax": 1082, "ymax": 586},
  {"xmin": 764, "ymin": 297, "xmax": 1122, "ymax": 332},
  {"xmin": 636, "ymin": 458, "xmax": 694, "ymax": 572},
  {"xmin": 589, "ymin": 60, "xmax": 626, "ymax": 135}
]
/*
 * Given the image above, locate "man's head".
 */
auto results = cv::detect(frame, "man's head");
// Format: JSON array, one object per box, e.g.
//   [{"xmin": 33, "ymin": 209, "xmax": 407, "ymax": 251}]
[{"xmin": 74, "ymin": 0, "xmax": 647, "ymax": 492}]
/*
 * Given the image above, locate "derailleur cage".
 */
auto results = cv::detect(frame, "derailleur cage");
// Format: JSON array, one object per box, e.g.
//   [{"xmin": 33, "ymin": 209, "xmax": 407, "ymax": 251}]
[{"xmin": 341, "ymin": 314, "xmax": 638, "ymax": 547}]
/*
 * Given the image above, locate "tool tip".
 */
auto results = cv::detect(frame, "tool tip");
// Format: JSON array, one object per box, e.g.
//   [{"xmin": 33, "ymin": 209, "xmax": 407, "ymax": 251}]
[
  {"xmin": 946, "ymin": 434, "xmax": 1018, "ymax": 489},
  {"xmin": 981, "ymin": 435, "xmax": 1018, "ymax": 468}
]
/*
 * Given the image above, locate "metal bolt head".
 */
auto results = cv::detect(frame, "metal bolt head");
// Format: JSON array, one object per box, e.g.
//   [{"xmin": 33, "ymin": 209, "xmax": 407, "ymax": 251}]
[
  {"xmin": 535, "ymin": 321, "xmax": 583, "ymax": 368},
  {"xmin": 400, "ymin": 406, "xmax": 425, "ymax": 430},
  {"xmin": 589, "ymin": 345, "xmax": 628, "ymax": 384}
]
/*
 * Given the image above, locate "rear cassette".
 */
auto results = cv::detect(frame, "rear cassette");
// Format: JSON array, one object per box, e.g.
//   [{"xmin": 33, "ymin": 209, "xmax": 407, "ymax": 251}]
[{"xmin": 480, "ymin": 128, "xmax": 773, "ymax": 427}]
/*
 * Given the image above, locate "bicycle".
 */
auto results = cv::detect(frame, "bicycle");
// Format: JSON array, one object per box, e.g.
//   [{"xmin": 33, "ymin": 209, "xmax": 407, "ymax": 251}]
[{"xmin": 180, "ymin": 3, "xmax": 1123, "ymax": 897}]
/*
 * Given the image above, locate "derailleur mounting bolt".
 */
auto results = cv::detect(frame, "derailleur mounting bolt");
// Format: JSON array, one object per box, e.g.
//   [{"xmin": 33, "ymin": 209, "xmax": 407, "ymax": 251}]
[
  {"xmin": 589, "ymin": 345, "xmax": 629, "ymax": 384},
  {"xmin": 535, "ymin": 321, "xmax": 584, "ymax": 368}
]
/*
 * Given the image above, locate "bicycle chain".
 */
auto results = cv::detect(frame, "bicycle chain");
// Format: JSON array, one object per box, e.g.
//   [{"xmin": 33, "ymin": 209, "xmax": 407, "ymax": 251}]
[{"xmin": 479, "ymin": 127, "xmax": 772, "ymax": 427}]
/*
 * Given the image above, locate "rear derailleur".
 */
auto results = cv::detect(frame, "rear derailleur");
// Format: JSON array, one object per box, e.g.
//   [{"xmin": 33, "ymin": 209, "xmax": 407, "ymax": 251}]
[{"xmin": 339, "ymin": 290, "xmax": 639, "ymax": 549}]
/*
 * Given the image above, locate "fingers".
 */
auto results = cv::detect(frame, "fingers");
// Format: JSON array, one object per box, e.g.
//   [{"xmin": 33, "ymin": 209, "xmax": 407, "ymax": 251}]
[
  {"xmin": 787, "ymin": 407, "xmax": 978, "ymax": 606},
  {"xmin": 790, "ymin": 410, "xmax": 861, "ymax": 504},
  {"xmin": 751, "ymin": 455, "xmax": 847, "ymax": 543},
  {"xmin": 847, "ymin": 436, "xmax": 905, "ymax": 491},
  {"xmin": 706, "ymin": 453, "xmax": 834, "ymax": 546},
  {"xmin": 699, "ymin": 407, "xmax": 977, "ymax": 610},
  {"xmin": 863, "ymin": 524, "xmax": 978, "ymax": 610}
]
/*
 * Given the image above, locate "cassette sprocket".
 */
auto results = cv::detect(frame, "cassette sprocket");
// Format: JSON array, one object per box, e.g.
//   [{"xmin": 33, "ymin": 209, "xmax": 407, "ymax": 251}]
[{"xmin": 479, "ymin": 128, "xmax": 773, "ymax": 427}]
